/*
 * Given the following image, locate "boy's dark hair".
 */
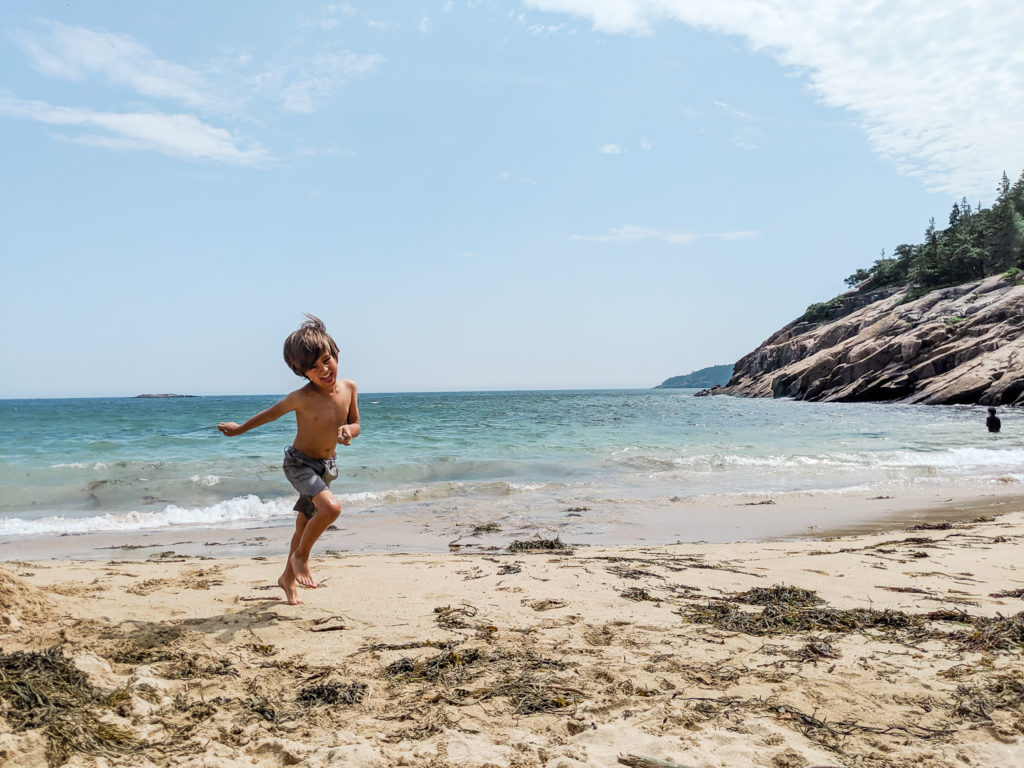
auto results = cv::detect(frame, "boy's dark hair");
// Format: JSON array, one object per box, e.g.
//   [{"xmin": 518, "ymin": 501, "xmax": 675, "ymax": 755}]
[{"xmin": 283, "ymin": 314, "xmax": 339, "ymax": 377}]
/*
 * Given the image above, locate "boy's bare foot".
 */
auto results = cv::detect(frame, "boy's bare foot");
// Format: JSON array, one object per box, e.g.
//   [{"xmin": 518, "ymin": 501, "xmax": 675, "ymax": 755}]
[
  {"xmin": 278, "ymin": 574, "xmax": 302, "ymax": 605},
  {"xmin": 290, "ymin": 554, "xmax": 317, "ymax": 588}
]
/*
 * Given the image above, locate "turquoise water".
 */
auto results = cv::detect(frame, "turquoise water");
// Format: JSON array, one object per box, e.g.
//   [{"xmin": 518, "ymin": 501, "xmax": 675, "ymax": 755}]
[{"xmin": 0, "ymin": 391, "xmax": 1020, "ymax": 541}]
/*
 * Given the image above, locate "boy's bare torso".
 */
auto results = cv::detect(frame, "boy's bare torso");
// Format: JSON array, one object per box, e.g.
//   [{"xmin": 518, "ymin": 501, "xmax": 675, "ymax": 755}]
[{"xmin": 292, "ymin": 380, "xmax": 355, "ymax": 459}]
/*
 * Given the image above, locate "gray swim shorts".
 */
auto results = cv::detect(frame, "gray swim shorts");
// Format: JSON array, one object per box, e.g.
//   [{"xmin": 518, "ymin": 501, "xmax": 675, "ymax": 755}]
[{"xmin": 282, "ymin": 446, "xmax": 339, "ymax": 520}]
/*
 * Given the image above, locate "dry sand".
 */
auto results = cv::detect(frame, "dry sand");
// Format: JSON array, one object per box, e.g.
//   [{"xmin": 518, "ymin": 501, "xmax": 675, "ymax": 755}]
[{"xmin": 2, "ymin": 497, "xmax": 1024, "ymax": 768}]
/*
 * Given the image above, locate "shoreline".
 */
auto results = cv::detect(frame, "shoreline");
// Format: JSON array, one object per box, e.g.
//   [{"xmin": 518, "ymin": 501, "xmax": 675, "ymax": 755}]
[
  {"xmin": 2, "ymin": 492, "xmax": 1023, "ymax": 767},
  {"xmin": 3, "ymin": 481, "xmax": 1023, "ymax": 563}
]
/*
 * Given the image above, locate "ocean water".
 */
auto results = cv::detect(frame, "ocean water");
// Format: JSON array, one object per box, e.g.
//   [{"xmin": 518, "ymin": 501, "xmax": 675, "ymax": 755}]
[{"xmin": 0, "ymin": 391, "xmax": 1020, "ymax": 550}]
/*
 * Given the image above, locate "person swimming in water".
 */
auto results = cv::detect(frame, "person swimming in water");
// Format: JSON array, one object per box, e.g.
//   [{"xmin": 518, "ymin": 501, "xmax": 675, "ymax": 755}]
[{"xmin": 986, "ymin": 407, "xmax": 1001, "ymax": 433}]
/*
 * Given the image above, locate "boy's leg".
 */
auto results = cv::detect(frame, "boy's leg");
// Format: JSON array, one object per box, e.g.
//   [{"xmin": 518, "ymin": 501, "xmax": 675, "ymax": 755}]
[
  {"xmin": 289, "ymin": 489, "xmax": 341, "ymax": 588},
  {"xmin": 278, "ymin": 513, "xmax": 309, "ymax": 605}
]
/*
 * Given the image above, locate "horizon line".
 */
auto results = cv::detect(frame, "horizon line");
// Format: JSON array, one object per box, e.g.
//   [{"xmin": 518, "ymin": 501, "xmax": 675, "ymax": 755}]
[{"xmin": 0, "ymin": 385, "xmax": 703, "ymax": 401}]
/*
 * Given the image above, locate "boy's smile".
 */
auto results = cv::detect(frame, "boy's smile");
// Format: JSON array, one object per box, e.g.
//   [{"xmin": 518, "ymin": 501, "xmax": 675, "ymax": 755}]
[{"xmin": 306, "ymin": 352, "xmax": 338, "ymax": 390}]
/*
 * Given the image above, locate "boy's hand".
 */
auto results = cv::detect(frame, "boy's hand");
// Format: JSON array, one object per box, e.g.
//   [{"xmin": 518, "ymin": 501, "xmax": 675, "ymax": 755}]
[
  {"xmin": 218, "ymin": 422, "xmax": 242, "ymax": 437},
  {"xmin": 338, "ymin": 426, "xmax": 352, "ymax": 446}
]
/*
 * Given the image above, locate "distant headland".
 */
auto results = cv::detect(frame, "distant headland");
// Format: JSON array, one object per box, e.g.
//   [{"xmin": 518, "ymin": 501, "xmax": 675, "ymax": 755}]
[
  {"xmin": 655, "ymin": 364, "xmax": 734, "ymax": 389},
  {"xmin": 134, "ymin": 394, "xmax": 199, "ymax": 399}
]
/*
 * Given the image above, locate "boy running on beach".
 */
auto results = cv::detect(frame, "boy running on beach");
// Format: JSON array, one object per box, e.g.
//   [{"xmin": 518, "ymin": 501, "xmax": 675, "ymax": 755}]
[{"xmin": 217, "ymin": 315, "xmax": 360, "ymax": 604}]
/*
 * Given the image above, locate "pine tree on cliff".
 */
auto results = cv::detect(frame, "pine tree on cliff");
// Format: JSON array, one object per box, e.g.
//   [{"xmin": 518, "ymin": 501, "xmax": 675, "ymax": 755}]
[
  {"xmin": 985, "ymin": 171, "xmax": 1024, "ymax": 272},
  {"xmin": 906, "ymin": 218, "xmax": 941, "ymax": 294},
  {"xmin": 949, "ymin": 201, "xmax": 961, "ymax": 229},
  {"xmin": 835, "ymin": 170, "xmax": 1024, "ymax": 309}
]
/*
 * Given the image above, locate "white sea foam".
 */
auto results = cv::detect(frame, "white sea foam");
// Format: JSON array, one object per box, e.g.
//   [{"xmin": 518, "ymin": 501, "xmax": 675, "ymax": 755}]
[
  {"xmin": 190, "ymin": 474, "xmax": 222, "ymax": 487},
  {"xmin": 0, "ymin": 495, "xmax": 292, "ymax": 537},
  {"xmin": 632, "ymin": 446, "xmax": 1024, "ymax": 477},
  {"xmin": 871, "ymin": 446, "xmax": 1024, "ymax": 469},
  {"xmin": 50, "ymin": 462, "xmax": 109, "ymax": 469},
  {"xmin": 337, "ymin": 484, "xmax": 468, "ymax": 504},
  {"xmin": 508, "ymin": 482, "xmax": 546, "ymax": 492}
]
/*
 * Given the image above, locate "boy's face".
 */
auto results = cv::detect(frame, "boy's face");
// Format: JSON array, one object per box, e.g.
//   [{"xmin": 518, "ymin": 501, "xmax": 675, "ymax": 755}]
[{"xmin": 305, "ymin": 351, "xmax": 338, "ymax": 390}]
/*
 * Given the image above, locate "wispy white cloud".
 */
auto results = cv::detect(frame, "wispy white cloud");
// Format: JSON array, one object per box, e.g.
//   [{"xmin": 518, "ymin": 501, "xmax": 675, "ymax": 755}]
[
  {"xmin": 249, "ymin": 50, "xmax": 383, "ymax": 114},
  {"xmin": 525, "ymin": 0, "xmax": 1024, "ymax": 196},
  {"xmin": 419, "ymin": 17, "xmax": 433, "ymax": 34},
  {"xmin": 13, "ymin": 21, "xmax": 210, "ymax": 108},
  {"xmin": 298, "ymin": 4, "xmax": 356, "ymax": 31},
  {"xmin": 571, "ymin": 225, "xmax": 759, "ymax": 244},
  {"xmin": 713, "ymin": 100, "xmax": 751, "ymax": 120},
  {"xmin": 14, "ymin": 21, "xmax": 384, "ymax": 118},
  {"xmin": 599, "ymin": 143, "xmax": 623, "ymax": 154},
  {"xmin": 498, "ymin": 170, "xmax": 539, "ymax": 185},
  {"xmin": 7, "ymin": 20, "xmax": 384, "ymax": 165},
  {"xmin": 0, "ymin": 93, "xmax": 270, "ymax": 166},
  {"xmin": 639, "ymin": 136, "xmax": 652, "ymax": 150},
  {"xmin": 527, "ymin": 22, "xmax": 567, "ymax": 36}
]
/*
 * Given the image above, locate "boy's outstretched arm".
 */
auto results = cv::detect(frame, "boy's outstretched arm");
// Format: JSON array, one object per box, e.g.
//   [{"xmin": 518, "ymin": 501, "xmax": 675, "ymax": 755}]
[
  {"xmin": 338, "ymin": 382, "xmax": 360, "ymax": 445},
  {"xmin": 218, "ymin": 394, "xmax": 296, "ymax": 437}
]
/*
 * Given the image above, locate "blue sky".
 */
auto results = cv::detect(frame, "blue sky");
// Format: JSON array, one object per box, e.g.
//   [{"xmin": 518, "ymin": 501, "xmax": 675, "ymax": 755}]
[{"xmin": 2, "ymin": 1, "xmax": 1022, "ymax": 397}]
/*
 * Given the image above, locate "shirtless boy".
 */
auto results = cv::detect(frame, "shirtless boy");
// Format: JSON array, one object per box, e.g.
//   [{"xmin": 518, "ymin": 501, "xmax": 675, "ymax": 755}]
[{"xmin": 218, "ymin": 315, "xmax": 360, "ymax": 604}]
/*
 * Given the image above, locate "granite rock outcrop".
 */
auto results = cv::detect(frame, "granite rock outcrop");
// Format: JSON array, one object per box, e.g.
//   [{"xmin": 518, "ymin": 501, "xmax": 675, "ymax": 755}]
[{"xmin": 715, "ymin": 275, "xmax": 1024, "ymax": 405}]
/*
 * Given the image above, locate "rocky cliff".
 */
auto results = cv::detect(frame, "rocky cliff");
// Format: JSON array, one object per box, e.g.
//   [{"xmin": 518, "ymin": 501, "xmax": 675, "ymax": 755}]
[{"xmin": 715, "ymin": 275, "xmax": 1024, "ymax": 405}]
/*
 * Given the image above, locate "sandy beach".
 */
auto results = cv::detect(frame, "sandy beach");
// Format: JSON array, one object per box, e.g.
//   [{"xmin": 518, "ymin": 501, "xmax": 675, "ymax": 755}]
[{"xmin": 3, "ymin": 493, "xmax": 1024, "ymax": 768}]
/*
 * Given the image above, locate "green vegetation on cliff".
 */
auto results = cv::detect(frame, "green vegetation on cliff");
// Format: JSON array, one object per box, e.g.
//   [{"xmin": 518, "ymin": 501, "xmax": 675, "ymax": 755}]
[
  {"xmin": 656, "ymin": 364, "xmax": 734, "ymax": 389},
  {"xmin": 801, "ymin": 171, "xmax": 1024, "ymax": 323}
]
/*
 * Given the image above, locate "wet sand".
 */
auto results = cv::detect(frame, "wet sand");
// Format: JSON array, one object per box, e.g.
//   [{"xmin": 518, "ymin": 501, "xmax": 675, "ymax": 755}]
[{"xmin": 3, "ymin": 482, "xmax": 1023, "ymax": 562}]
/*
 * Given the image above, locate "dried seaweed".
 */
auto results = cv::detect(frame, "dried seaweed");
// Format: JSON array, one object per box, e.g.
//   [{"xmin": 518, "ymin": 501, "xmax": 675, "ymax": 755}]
[
  {"xmin": 949, "ymin": 673, "xmax": 1024, "ymax": 722},
  {"xmin": 949, "ymin": 613, "xmax": 1024, "ymax": 652},
  {"xmin": 434, "ymin": 604, "xmax": 478, "ymax": 629},
  {"xmin": 245, "ymin": 696, "xmax": 278, "ymax": 722},
  {"xmin": 297, "ymin": 681, "xmax": 367, "ymax": 707},
  {"xmin": 679, "ymin": 585, "xmax": 934, "ymax": 642},
  {"xmin": 680, "ymin": 599, "xmax": 927, "ymax": 639},
  {"xmin": 877, "ymin": 585, "xmax": 932, "ymax": 595},
  {"xmin": 681, "ymin": 585, "xmax": 1024, "ymax": 656},
  {"xmin": 769, "ymin": 701, "xmax": 954, "ymax": 747},
  {"xmin": 378, "ymin": 709, "xmax": 460, "ymax": 743},
  {"xmin": 608, "ymin": 564, "xmax": 664, "ymax": 580},
  {"xmin": 621, "ymin": 587, "xmax": 659, "ymax": 602},
  {"xmin": 470, "ymin": 523, "xmax": 502, "ymax": 535},
  {"xmin": 508, "ymin": 538, "xmax": 570, "ymax": 553},
  {"xmin": 308, "ymin": 615, "xmax": 347, "ymax": 632},
  {"xmin": 909, "ymin": 522, "xmax": 954, "ymax": 531},
  {"xmin": 528, "ymin": 598, "xmax": 567, "ymax": 611},
  {"xmin": 990, "ymin": 588, "xmax": 1024, "ymax": 599},
  {"xmin": 787, "ymin": 639, "xmax": 841, "ymax": 662},
  {"xmin": 734, "ymin": 585, "xmax": 824, "ymax": 607},
  {"xmin": 112, "ymin": 641, "xmax": 236, "ymax": 678},
  {"xmin": 924, "ymin": 607, "xmax": 971, "ymax": 623},
  {"xmin": 382, "ymin": 645, "xmax": 576, "ymax": 716},
  {"xmin": 482, "ymin": 667, "xmax": 580, "ymax": 713},
  {"xmin": 353, "ymin": 639, "xmax": 447, "ymax": 655},
  {"xmin": 0, "ymin": 646, "xmax": 141, "ymax": 767},
  {"xmin": 385, "ymin": 647, "xmax": 483, "ymax": 685}
]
